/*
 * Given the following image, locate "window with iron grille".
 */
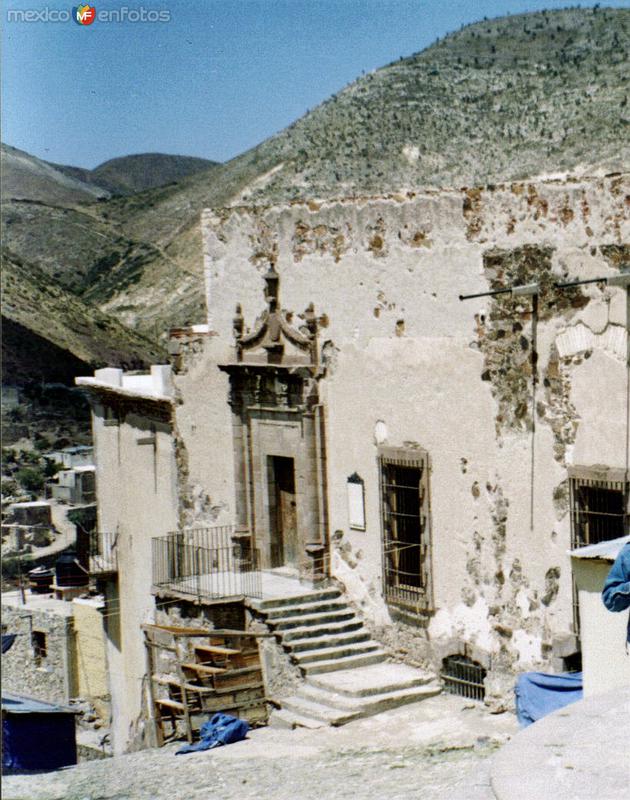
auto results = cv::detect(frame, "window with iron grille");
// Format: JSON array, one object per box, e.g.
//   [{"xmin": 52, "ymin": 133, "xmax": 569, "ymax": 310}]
[
  {"xmin": 379, "ymin": 447, "xmax": 432, "ymax": 610},
  {"xmin": 569, "ymin": 468, "xmax": 629, "ymax": 548},
  {"xmin": 569, "ymin": 466, "xmax": 629, "ymax": 634},
  {"xmin": 441, "ymin": 654, "xmax": 486, "ymax": 701}
]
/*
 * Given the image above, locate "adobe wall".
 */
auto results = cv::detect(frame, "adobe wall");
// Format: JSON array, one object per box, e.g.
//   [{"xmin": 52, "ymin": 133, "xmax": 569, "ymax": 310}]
[{"xmin": 198, "ymin": 175, "xmax": 629, "ymax": 689}]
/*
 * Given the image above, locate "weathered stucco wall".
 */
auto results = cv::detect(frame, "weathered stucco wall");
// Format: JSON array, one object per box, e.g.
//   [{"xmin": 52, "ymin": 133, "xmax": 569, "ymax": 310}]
[
  {"xmin": 169, "ymin": 334, "xmax": 235, "ymax": 528},
  {"xmin": 92, "ymin": 399, "xmax": 179, "ymax": 753},
  {"xmin": 199, "ymin": 175, "xmax": 629, "ymax": 682}
]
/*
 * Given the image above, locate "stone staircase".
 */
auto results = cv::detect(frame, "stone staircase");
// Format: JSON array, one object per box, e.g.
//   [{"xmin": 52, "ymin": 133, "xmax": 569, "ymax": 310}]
[{"xmin": 255, "ymin": 586, "xmax": 441, "ymax": 728}]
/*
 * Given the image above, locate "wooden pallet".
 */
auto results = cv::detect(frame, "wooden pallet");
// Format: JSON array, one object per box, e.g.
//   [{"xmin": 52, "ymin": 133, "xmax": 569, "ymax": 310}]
[{"xmin": 143, "ymin": 624, "xmax": 270, "ymax": 746}]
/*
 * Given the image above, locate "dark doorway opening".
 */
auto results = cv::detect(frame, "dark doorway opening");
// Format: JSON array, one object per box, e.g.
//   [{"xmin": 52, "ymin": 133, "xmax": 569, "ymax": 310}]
[{"xmin": 268, "ymin": 456, "xmax": 298, "ymax": 568}]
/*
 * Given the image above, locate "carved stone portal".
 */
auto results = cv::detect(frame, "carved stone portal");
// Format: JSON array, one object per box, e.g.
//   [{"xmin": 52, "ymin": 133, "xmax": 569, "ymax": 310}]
[{"xmin": 220, "ymin": 265, "xmax": 329, "ymax": 581}]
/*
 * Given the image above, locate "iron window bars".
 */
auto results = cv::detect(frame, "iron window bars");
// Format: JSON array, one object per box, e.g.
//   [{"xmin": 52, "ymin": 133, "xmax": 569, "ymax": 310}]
[{"xmin": 379, "ymin": 447, "xmax": 433, "ymax": 612}]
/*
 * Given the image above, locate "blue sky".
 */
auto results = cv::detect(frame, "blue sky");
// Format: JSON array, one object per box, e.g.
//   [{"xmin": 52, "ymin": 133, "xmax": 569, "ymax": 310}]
[{"xmin": 2, "ymin": 0, "xmax": 629, "ymax": 168}]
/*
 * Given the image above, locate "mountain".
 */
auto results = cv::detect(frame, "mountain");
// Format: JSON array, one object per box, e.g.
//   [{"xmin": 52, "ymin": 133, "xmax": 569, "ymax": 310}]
[
  {"xmin": 54, "ymin": 153, "xmax": 218, "ymax": 197},
  {"xmin": 1, "ymin": 144, "xmax": 110, "ymax": 205},
  {"xmin": 1, "ymin": 143, "xmax": 218, "ymax": 204},
  {"xmin": 2, "ymin": 7, "xmax": 628, "ymax": 361}
]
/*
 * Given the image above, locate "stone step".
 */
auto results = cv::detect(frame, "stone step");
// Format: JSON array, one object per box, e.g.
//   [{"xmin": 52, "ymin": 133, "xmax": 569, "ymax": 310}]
[
  {"xmin": 267, "ymin": 707, "xmax": 327, "ymax": 730},
  {"xmin": 280, "ymin": 694, "xmax": 356, "ymax": 726},
  {"xmin": 282, "ymin": 618, "xmax": 363, "ymax": 642},
  {"xmin": 287, "ymin": 630, "xmax": 371, "ymax": 653},
  {"xmin": 306, "ymin": 662, "xmax": 436, "ymax": 697},
  {"xmin": 264, "ymin": 599, "xmax": 349, "ymax": 620},
  {"xmin": 293, "ymin": 640, "xmax": 381, "ymax": 665},
  {"xmin": 258, "ymin": 589, "xmax": 342, "ymax": 611},
  {"xmin": 298, "ymin": 680, "xmax": 442, "ymax": 716},
  {"xmin": 301, "ymin": 650, "xmax": 388, "ymax": 675},
  {"xmin": 270, "ymin": 609, "xmax": 356, "ymax": 631}
]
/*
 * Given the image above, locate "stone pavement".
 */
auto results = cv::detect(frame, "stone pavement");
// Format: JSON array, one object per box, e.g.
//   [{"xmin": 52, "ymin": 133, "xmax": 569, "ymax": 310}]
[
  {"xmin": 490, "ymin": 686, "xmax": 630, "ymax": 800},
  {"xmin": 3, "ymin": 694, "xmax": 516, "ymax": 800}
]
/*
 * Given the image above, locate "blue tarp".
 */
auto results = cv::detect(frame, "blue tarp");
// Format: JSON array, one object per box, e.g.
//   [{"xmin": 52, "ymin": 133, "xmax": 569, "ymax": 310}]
[
  {"xmin": 515, "ymin": 671, "xmax": 583, "ymax": 727},
  {"xmin": 2, "ymin": 634, "xmax": 17, "ymax": 654},
  {"xmin": 2, "ymin": 694, "xmax": 77, "ymax": 773},
  {"xmin": 176, "ymin": 713, "xmax": 250, "ymax": 755}
]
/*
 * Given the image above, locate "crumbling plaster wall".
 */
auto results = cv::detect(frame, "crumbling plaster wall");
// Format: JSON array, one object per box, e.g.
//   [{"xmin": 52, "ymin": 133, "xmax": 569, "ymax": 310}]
[
  {"xmin": 92, "ymin": 401, "xmax": 179, "ymax": 753},
  {"xmin": 200, "ymin": 175, "xmax": 628, "ymax": 680},
  {"xmin": 169, "ymin": 334, "xmax": 236, "ymax": 528}
]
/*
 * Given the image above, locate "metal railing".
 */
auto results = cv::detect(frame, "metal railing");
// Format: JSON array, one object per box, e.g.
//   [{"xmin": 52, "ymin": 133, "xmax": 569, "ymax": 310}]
[
  {"xmin": 88, "ymin": 531, "xmax": 118, "ymax": 574},
  {"xmin": 383, "ymin": 540, "xmax": 430, "ymax": 609},
  {"xmin": 152, "ymin": 526, "xmax": 262, "ymax": 601}
]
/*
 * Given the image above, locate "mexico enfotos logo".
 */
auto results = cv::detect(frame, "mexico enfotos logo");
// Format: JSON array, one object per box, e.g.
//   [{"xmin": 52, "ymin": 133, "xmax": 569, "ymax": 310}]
[{"xmin": 6, "ymin": 5, "xmax": 171, "ymax": 23}]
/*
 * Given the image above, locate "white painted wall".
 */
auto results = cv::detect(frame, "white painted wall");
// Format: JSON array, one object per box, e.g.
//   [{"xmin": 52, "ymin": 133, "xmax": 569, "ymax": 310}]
[
  {"xmin": 91, "ymin": 401, "xmax": 178, "ymax": 753},
  {"xmin": 572, "ymin": 558, "xmax": 630, "ymax": 697}
]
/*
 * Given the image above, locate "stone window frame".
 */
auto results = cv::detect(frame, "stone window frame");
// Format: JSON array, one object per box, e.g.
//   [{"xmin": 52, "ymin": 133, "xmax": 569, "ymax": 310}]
[{"xmin": 378, "ymin": 445, "xmax": 433, "ymax": 614}]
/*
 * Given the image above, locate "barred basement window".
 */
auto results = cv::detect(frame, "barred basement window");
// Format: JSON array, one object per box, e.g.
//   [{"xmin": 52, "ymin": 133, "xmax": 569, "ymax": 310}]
[
  {"xmin": 441, "ymin": 654, "xmax": 486, "ymax": 701},
  {"xmin": 379, "ymin": 446, "xmax": 432, "ymax": 610}
]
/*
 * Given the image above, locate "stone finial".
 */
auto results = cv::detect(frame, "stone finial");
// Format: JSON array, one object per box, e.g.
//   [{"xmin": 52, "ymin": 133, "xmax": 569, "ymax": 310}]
[
  {"xmin": 304, "ymin": 302, "xmax": 317, "ymax": 337},
  {"xmin": 264, "ymin": 263, "xmax": 280, "ymax": 309},
  {"xmin": 233, "ymin": 304, "xmax": 244, "ymax": 340}
]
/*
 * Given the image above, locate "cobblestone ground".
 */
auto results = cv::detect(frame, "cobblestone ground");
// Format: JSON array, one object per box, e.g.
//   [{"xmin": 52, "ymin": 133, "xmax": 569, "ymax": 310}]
[{"xmin": 4, "ymin": 695, "xmax": 517, "ymax": 800}]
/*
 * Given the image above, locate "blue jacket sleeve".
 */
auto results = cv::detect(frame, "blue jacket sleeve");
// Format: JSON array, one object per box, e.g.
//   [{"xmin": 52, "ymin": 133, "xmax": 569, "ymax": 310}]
[{"xmin": 602, "ymin": 544, "xmax": 630, "ymax": 612}]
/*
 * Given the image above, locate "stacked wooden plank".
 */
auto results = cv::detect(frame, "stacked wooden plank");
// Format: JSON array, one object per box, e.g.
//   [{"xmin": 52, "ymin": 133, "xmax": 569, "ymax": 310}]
[{"xmin": 142, "ymin": 624, "xmax": 268, "ymax": 745}]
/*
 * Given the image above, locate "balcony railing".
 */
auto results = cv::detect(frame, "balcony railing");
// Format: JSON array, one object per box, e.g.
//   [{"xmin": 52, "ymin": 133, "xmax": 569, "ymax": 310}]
[
  {"xmin": 152, "ymin": 526, "xmax": 262, "ymax": 601},
  {"xmin": 88, "ymin": 531, "xmax": 118, "ymax": 575}
]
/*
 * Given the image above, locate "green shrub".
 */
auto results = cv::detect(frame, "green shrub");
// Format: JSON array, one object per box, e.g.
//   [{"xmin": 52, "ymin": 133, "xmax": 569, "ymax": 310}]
[
  {"xmin": 16, "ymin": 466, "xmax": 46, "ymax": 493},
  {"xmin": 1, "ymin": 478, "xmax": 19, "ymax": 497}
]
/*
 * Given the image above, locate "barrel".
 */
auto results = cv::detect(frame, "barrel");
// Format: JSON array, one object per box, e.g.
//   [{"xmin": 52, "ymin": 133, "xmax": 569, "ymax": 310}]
[
  {"xmin": 55, "ymin": 550, "xmax": 88, "ymax": 587},
  {"xmin": 28, "ymin": 566, "xmax": 54, "ymax": 594}
]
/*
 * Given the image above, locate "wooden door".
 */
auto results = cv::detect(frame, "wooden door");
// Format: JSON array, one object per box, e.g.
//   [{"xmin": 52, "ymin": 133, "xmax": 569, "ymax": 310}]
[{"xmin": 271, "ymin": 457, "xmax": 298, "ymax": 568}]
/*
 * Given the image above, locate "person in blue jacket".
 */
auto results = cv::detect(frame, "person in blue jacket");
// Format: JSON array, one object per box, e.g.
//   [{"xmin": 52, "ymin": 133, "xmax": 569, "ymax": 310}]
[{"xmin": 601, "ymin": 542, "xmax": 630, "ymax": 645}]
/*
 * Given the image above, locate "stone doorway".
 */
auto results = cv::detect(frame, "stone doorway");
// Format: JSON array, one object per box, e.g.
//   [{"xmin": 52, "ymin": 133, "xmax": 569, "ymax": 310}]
[
  {"xmin": 220, "ymin": 264, "xmax": 330, "ymax": 582},
  {"xmin": 269, "ymin": 456, "xmax": 298, "ymax": 568}
]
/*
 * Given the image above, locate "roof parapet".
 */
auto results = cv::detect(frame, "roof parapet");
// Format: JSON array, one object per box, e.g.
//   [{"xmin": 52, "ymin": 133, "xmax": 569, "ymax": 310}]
[{"xmin": 76, "ymin": 364, "xmax": 174, "ymax": 403}]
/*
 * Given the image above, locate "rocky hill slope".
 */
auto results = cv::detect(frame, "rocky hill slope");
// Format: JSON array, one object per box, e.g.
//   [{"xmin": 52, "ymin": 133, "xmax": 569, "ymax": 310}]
[{"xmin": 1, "ymin": 249, "xmax": 163, "ymax": 374}]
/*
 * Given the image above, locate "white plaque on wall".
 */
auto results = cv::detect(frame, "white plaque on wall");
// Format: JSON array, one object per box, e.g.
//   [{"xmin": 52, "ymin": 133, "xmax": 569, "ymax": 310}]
[{"xmin": 347, "ymin": 473, "xmax": 365, "ymax": 531}]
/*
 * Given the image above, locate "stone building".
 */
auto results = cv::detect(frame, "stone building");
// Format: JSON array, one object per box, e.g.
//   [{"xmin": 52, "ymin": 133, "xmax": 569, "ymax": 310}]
[
  {"xmin": 77, "ymin": 174, "xmax": 629, "ymax": 753},
  {"xmin": 1, "ymin": 592, "xmax": 110, "ymax": 716}
]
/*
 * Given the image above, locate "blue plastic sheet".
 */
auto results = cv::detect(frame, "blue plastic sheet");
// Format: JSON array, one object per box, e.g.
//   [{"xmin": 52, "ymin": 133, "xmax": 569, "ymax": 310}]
[
  {"xmin": 515, "ymin": 671, "xmax": 583, "ymax": 727},
  {"xmin": 176, "ymin": 713, "xmax": 250, "ymax": 755},
  {"xmin": 2, "ymin": 634, "xmax": 17, "ymax": 654}
]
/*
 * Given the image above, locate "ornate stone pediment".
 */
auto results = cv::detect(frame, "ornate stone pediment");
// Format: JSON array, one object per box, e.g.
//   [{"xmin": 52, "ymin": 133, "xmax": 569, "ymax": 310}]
[{"xmin": 231, "ymin": 264, "xmax": 320, "ymax": 369}]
